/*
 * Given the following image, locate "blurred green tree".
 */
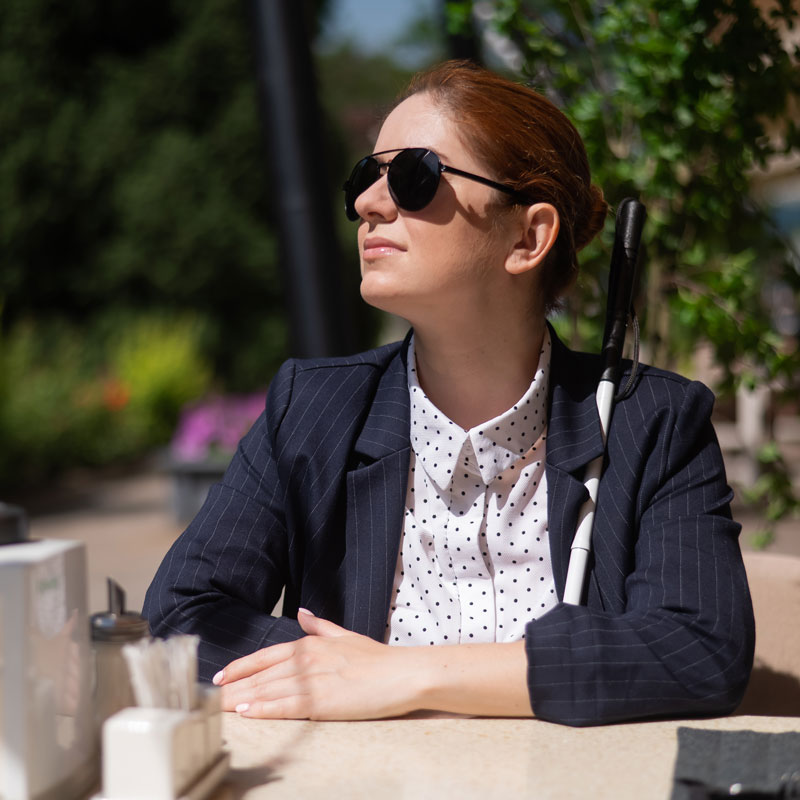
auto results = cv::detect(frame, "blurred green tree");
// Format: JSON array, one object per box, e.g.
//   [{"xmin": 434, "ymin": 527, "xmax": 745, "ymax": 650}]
[
  {"xmin": 447, "ymin": 0, "xmax": 800, "ymax": 536},
  {"xmin": 0, "ymin": 0, "xmax": 419, "ymax": 488},
  {"xmin": 0, "ymin": 0, "xmax": 302, "ymax": 388}
]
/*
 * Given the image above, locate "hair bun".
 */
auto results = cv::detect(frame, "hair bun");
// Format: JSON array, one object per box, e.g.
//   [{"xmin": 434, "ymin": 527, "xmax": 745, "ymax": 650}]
[{"xmin": 574, "ymin": 184, "xmax": 608, "ymax": 252}]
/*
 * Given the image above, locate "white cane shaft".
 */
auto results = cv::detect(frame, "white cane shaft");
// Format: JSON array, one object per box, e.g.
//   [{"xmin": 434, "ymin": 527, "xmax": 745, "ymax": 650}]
[
  {"xmin": 564, "ymin": 548, "xmax": 590, "ymax": 605},
  {"xmin": 564, "ymin": 480, "xmax": 598, "ymax": 605},
  {"xmin": 563, "ymin": 379, "xmax": 617, "ymax": 605},
  {"xmin": 595, "ymin": 380, "xmax": 615, "ymax": 439}
]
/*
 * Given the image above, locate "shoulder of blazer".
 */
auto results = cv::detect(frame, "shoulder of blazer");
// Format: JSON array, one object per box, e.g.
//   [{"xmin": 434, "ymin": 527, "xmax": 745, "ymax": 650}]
[
  {"xmin": 266, "ymin": 337, "xmax": 411, "ymax": 463},
  {"xmin": 289, "ymin": 339, "xmax": 408, "ymax": 374},
  {"xmin": 549, "ymin": 321, "xmax": 710, "ymax": 404},
  {"xmin": 266, "ymin": 339, "xmax": 406, "ymax": 413},
  {"xmin": 547, "ymin": 324, "xmax": 716, "ymax": 473},
  {"xmin": 549, "ymin": 323, "xmax": 699, "ymax": 396}
]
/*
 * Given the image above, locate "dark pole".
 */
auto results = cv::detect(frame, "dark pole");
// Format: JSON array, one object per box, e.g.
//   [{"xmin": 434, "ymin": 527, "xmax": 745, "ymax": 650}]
[
  {"xmin": 250, "ymin": 0, "xmax": 354, "ymax": 357},
  {"xmin": 439, "ymin": 0, "xmax": 482, "ymax": 62}
]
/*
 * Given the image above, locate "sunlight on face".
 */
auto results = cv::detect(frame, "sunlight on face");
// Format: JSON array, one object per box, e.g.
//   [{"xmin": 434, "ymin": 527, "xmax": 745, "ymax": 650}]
[{"xmin": 355, "ymin": 93, "xmax": 523, "ymax": 327}]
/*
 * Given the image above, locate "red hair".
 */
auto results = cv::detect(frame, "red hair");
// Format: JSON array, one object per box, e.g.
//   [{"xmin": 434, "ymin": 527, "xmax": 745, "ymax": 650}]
[{"xmin": 403, "ymin": 61, "xmax": 607, "ymax": 312}]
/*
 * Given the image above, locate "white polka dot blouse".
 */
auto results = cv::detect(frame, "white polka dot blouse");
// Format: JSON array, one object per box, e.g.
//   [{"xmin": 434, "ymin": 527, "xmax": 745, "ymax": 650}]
[{"xmin": 385, "ymin": 329, "xmax": 557, "ymax": 646}]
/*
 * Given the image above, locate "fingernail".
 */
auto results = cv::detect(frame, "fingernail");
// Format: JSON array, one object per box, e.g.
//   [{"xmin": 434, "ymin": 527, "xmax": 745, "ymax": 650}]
[
  {"xmin": 235, "ymin": 703, "xmax": 250, "ymax": 714},
  {"xmin": 212, "ymin": 670, "xmax": 224, "ymax": 686},
  {"xmin": 298, "ymin": 607, "xmax": 315, "ymax": 617}
]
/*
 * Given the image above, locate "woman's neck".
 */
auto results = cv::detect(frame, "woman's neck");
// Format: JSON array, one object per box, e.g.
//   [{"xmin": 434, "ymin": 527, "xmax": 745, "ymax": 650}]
[{"xmin": 411, "ymin": 316, "xmax": 546, "ymax": 431}]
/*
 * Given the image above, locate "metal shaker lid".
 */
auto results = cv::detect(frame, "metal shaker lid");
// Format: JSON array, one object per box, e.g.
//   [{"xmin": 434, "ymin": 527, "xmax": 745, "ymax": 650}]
[
  {"xmin": 90, "ymin": 577, "xmax": 149, "ymax": 642},
  {"xmin": 91, "ymin": 611, "xmax": 149, "ymax": 642}
]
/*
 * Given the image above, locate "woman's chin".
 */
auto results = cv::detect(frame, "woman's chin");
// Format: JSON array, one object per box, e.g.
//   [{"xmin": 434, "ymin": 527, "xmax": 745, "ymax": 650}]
[{"xmin": 360, "ymin": 282, "xmax": 411, "ymax": 316}]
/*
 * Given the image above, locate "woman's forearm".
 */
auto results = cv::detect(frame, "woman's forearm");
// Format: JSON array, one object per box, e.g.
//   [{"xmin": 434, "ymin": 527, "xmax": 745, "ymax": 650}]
[{"xmin": 412, "ymin": 639, "xmax": 533, "ymax": 717}]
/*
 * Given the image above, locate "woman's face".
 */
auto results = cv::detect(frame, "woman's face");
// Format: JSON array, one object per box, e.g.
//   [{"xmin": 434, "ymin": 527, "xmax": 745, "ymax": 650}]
[{"xmin": 354, "ymin": 92, "xmax": 528, "ymax": 326}]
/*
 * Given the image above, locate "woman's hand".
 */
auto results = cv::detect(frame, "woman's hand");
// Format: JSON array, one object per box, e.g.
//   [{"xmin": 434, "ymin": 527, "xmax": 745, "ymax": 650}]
[
  {"xmin": 213, "ymin": 609, "xmax": 422, "ymax": 720},
  {"xmin": 213, "ymin": 609, "xmax": 533, "ymax": 720}
]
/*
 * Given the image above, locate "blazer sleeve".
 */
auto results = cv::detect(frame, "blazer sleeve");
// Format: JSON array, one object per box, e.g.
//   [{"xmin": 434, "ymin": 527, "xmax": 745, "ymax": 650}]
[
  {"xmin": 143, "ymin": 361, "xmax": 305, "ymax": 681},
  {"xmin": 525, "ymin": 378, "xmax": 755, "ymax": 726}
]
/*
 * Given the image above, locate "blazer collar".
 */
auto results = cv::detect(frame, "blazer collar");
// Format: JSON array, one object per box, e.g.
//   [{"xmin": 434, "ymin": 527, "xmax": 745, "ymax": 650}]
[
  {"xmin": 352, "ymin": 332, "xmax": 412, "ymax": 463},
  {"xmin": 344, "ymin": 333, "xmax": 412, "ymax": 639},
  {"xmin": 350, "ymin": 326, "xmax": 605, "ymax": 472},
  {"xmin": 546, "ymin": 323, "xmax": 606, "ymax": 475},
  {"xmin": 544, "ymin": 324, "xmax": 608, "ymax": 601}
]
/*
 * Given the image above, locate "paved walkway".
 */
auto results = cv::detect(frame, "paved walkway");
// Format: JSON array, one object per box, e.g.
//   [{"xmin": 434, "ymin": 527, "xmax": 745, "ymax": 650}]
[
  {"xmin": 11, "ymin": 447, "xmax": 800, "ymax": 617},
  {"xmin": 15, "ymin": 468, "xmax": 183, "ymax": 615}
]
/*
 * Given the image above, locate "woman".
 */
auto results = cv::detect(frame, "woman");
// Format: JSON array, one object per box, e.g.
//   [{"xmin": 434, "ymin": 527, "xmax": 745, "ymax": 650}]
[{"xmin": 144, "ymin": 61, "xmax": 754, "ymax": 726}]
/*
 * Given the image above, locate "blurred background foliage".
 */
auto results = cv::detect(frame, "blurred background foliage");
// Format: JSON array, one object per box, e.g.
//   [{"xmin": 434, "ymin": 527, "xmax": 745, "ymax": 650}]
[
  {"xmin": 449, "ymin": 0, "xmax": 800, "ymax": 537},
  {"xmin": 0, "ymin": 313, "xmax": 211, "ymax": 486},
  {"xmin": 0, "ymin": 0, "xmax": 427, "ymax": 491},
  {"xmin": 1, "ymin": 0, "xmax": 799, "ymax": 526},
  {"xmin": 0, "ymin": 0, "xmax": 285, "ymax": 387},
  {"xmin": 466, "ymin": 0, "xmax": 800, "ymax": 388},
  {"xmin": 0, "ymin": 0, "xmax": 287, "ymax": 488},
  {"xmin": 0, "ymin": 0, "xmax": 337, "ymax": 488}
]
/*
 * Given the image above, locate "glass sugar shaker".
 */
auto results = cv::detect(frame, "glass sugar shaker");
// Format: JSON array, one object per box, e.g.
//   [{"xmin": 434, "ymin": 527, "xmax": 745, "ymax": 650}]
[{"xmin": 90, "ymin": 577, "xmax": 149, "ymax": 732}]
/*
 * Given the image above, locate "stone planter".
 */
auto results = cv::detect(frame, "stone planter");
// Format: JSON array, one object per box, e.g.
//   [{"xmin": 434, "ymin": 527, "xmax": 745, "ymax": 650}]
[{"xmin": 168, "ymin": 459, "xmax": 229, "ymax": 523}]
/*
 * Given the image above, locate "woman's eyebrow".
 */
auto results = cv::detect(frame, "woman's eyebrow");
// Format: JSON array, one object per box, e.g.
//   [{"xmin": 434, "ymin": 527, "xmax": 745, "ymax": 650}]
[{"xmin": 371, "ymin": 146, "xmax": 446, "ymax": 160}]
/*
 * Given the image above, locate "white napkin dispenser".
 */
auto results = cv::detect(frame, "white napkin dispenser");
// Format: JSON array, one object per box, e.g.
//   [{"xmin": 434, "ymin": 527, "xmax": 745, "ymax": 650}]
[{"xmin": 0, "ymin": 535, "xmax": 96, "ymax": 799}]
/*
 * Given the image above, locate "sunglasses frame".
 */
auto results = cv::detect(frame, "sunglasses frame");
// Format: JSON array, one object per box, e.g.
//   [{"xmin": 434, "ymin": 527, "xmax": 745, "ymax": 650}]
[{"xmin": 343, "ymin": 148, "xmax": 531, "ymax": 221}]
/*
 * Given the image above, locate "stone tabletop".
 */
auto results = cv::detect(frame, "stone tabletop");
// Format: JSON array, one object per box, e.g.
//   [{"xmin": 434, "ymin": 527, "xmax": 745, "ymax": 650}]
[{"xmin": 215, "ymin": 712, "xmax": 800, "ymax": 800}]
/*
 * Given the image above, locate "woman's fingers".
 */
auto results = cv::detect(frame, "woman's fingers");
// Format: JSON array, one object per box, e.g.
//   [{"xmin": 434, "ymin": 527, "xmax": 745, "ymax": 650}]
[
  {"xmin": 213, "ymin": 611, "xmax": 352, "ymax": 687},
  {"xmin": 296, "ymin": 608, "xmax": 350, "ymax": 637},
  {"xmin": 213, "ymin": 640, "xmax": 295, "ymax": 686},
  {"xmin": 219, "ymin": 649, "xmax": 313, "ymax": 711},
  {"xmin": 222, "ymin": 672, "xmax": 310, "ymax": 716},
  {"xmin": 213, "ymin": 619, "xmax": 420, "ymax": 720},
  {"xmin": 235, "ymin": 696, "xmax": 305, "ymax": 720}
]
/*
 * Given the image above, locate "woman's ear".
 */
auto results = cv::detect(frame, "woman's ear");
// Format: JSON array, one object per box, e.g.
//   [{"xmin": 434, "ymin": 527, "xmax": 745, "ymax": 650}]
[{"xmin": 505, "ymin": 203, "xmax": 560, "ymax": 276}]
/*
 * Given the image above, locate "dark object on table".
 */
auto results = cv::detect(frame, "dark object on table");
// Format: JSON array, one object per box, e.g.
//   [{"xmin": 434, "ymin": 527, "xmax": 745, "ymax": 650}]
[
  {"xmin": 671, "ymin": 728, "xmax": 800, "ymax": 799},
  {"xmin": 0, "ymin": 501, "xmax": 28, "ymax": 544}
]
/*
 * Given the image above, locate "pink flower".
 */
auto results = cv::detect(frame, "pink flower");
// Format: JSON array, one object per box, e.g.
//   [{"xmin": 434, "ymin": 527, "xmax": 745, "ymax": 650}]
[{"xmin": 170, "ymin": 392, "xmax": 265, "ymax": 463}]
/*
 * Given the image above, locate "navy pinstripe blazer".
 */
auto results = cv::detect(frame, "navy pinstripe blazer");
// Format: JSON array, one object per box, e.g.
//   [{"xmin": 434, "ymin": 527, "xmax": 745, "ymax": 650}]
[{"xmin": 143, "ymin": 328, "xmax": 755, "ymax": 726}]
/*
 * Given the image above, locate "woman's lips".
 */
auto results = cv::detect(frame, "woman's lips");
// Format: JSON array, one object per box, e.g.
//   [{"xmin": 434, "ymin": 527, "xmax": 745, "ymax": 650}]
[{"xmin": 362, "ymin": 237, "xmax": 405, "ymax": 258}]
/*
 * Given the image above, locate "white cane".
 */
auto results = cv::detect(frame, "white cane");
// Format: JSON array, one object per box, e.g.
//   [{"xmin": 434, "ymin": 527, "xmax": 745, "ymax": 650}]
[{"xmin": 563, "ymin": 198, "xmax": 646, "ymax": 606}]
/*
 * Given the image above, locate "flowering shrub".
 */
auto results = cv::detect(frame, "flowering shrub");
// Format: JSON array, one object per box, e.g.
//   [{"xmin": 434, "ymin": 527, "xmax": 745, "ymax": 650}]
[
  {"xmin": 0, "ymin": 314, "xmax": 213, "ymax": 489},
  {"xmin": 170, "ymin": 393, "xmax": 265, "ymax": 463}
]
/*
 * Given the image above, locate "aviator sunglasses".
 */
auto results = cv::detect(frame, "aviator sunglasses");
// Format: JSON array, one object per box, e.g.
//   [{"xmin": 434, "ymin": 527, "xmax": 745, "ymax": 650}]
[{"xmin": 343, "ymin": 147, "xmax": 531, "ymax": 221}]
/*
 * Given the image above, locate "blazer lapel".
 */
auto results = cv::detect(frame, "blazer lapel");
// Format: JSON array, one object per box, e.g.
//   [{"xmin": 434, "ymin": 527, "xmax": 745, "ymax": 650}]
[
  {"xmin": 545, "ymin": 328, "xmax": 606, "ymax": 600},
  {"xmin": 342, "ymin": 328, "xmax": 609, "ymax": 632},
  {"xmin": 343, "ymin": 340, "xmax": 411, "ymax": 640}
]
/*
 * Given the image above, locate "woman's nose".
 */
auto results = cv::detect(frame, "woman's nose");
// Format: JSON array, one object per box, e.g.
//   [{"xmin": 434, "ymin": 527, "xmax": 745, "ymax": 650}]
[{"xmin": 353, "ymin": 172, "xmax": 397, "ymax": 222}]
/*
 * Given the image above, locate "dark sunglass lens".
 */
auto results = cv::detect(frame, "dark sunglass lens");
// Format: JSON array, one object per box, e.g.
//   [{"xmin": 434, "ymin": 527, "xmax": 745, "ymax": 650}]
[
  {"xmin": 343, "ymin": 156, "xmax": 381, "ymax": 221},
  {"xmin": 388, "ymin": 149, "xmax": 441, "ymax": 212}
]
